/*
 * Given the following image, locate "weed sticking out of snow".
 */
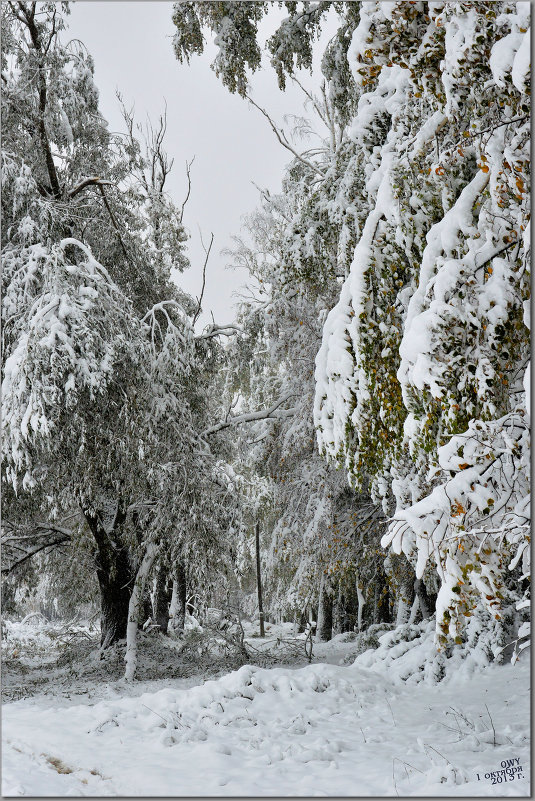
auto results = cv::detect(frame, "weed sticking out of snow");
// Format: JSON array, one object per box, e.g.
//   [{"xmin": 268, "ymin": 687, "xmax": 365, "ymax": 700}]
[{"xmin": 42, "ymin": 755, "xmax": 74, "ymax": 775}]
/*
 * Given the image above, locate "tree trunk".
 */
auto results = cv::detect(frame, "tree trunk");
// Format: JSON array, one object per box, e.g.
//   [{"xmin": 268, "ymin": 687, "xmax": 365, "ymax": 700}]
[
  {"xmin": 356, "ymin": 574, "xmax": 365, "ymax": 632},
  {"xmin": 396, "ymin": 559, "xmax": 416, "ymax": 626},
  {"xmin": 85, "ymin": 510, "xmax": 134, "ymax": 649},
  {"xmin": 408, "ymin": 578, "xmax": 434, "ymax": 623},
  {"xmin": 373, "ymin": 581, "xmax": 391, "ymax": 624},
  {"xmin": 125, "ymin": 542, "xmax": 159, "ymax": 680},
  {"xmin": 152, "ymin": 563, "xmax": 172, "ymax": 633},
  {"xmin": 142, "ymin": 591, "xmax": 153, "ymax": 627},
  {"xmin": 169, "ymin": 563, "xmax": 187, "ymax": 636},
  {"xmin": 255, "ymin": 521, "xmax": 265, "ymax": 637},
  {"xmin": 316, "ymin": 573, "xmax": 332, "ymax": 641},
  {"xmin": 332, "ymin": 582, "xmax": 344, "ymax": 635}
]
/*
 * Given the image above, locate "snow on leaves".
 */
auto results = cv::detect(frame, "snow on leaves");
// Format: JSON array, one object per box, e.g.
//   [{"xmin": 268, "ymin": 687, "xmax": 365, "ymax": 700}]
[
  {"xmin": 313, "ymin": 1, "xmax": 530, "ymax": 640},
  {"xmin": 2, "ymin": 239, "xmax": 138, "ymax": 488}
]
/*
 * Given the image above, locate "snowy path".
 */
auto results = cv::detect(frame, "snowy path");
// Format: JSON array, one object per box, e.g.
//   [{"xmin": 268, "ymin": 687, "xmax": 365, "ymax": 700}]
[{"xmin": 2, "ymin": 659, "xmax": 529, "ymax": 796}]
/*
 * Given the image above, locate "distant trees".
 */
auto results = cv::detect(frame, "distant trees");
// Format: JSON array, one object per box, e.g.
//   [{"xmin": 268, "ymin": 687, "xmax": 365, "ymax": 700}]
[{"xmin": 223, "ymin": 160, "xmax": 391, "ymax": 634}]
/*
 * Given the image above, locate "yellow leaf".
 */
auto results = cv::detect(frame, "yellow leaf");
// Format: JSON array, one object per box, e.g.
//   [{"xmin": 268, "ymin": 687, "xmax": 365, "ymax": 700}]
[{"xmin": 451, "ymin": 500, "xmax": 465, "ymax": 517}]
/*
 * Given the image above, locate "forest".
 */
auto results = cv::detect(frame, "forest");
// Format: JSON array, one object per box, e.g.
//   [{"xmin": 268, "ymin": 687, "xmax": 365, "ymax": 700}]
[{"xmin": 1, "ymin": 2, "xmax": 531, "ymax": 796}]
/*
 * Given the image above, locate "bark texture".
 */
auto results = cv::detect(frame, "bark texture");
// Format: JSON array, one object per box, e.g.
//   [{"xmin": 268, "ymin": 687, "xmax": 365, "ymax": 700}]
[
  {"xmin": 125, "ymin": 543, "xmax": 159, "ymax": 680},
  {"xmin": 85, "ymin": 509, "xmax": 134, "ymax": 649},
  {"xmin": 169, "ymin": 563, "xmax": 187, "ymax": 636},
  {"xmin": 316, "ymin": 574, "xmax": 333, "ymax": 641},
  {"xmin": 152, "ymin": 564, "xmax": 172, "ymax": 633}
]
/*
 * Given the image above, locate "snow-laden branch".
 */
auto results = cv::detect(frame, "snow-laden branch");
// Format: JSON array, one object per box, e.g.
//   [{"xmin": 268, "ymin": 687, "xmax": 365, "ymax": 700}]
[
  {"xmin": 67, "ymin": 176, "xmax": 115, "ymax": 199},
  {"xmin": 141, "ymin": 299, "xmax": 188, "ymax": 326},
  {"xmin": 197, "ymin": 323, "xmax": 244, "ymax": 340},
  {"xmin": 201, "ymin": 392, "xmax": 297, "ymax": 438}
]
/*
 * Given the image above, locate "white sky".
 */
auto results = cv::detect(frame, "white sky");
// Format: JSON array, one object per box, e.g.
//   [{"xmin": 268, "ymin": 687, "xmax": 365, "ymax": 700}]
[{"xmin": 66, "ymin": 1, "xmax": 327, "ymax": 330}]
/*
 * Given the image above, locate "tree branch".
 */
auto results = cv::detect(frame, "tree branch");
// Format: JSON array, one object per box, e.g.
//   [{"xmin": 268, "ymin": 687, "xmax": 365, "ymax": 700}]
[
  {"xmin": 97, "ymin": 183, "xmax": 131, "ymax": 265},
  {"xmin": 180, "ymin": 156, "xmax": 195, "ymax": 223},
  {"xmin": 18, "ymin": 1, "xmax": 62, "ymax": 199},
  {"xmin": 246, "ymin": 94, "xmax": 326, "ymax": 178},
  {"xmin": 197, "ymin": 323, "xmax": 244, "ymax": 340},
  {"xmin": 201, "ymin": 392, "xmax": 297, "ymax": 437},
  {"xmin": 474, "ymin": 239, "xmax": 519, "ymax": 275},
  {"xmin": 192, "ymin": 231, "xmax": 214, "ymax": 326},
  {"xmin": 68, "ymin": 176, "xmax": 115, "ymax": 199},
  {"xmin": 1, "ymin": 522, "xmax": 72, "ymax": 575}
]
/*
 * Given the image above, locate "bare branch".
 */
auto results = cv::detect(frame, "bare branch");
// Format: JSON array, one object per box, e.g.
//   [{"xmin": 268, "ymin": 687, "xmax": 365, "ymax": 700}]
[
  {"xmin": 192, "ymin": 231, "xmax": 214, "ymax": 326},
  {"xmin": 202, "ymin": 392, "xmax": 297, "ymax": 438},
  {"xmin": 180, "ymin": 156, "xmax": 195, "ymax": 223},
  {"xmin": 246, "ymin": 94, "xmax": 326, "ymax": 178}
]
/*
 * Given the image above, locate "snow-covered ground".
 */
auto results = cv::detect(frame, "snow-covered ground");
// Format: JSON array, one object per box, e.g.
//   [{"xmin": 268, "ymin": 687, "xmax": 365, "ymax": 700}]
[{"xmin": 2, "ymin": 618, "xmax": 530, "ymax": 796}]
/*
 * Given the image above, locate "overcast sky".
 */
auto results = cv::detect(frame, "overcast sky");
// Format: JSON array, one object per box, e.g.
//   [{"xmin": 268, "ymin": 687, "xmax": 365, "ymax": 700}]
[{"xmin": 67, "ymin": 1, "xmax": 328, "ymax": 329}]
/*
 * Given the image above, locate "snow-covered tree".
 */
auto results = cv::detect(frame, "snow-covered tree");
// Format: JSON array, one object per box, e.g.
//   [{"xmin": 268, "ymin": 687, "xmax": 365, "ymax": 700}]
[
  {"xmin": 173, "ymin": 1, "xmax": 530, "ymax": 646},
  {"xmin": 313, "ymin": 2, "xmax": 530, "ymax": 643},
  {"xmin": 224, "ymin": 165, "xmax": 390, "ymax": 635},
  {"xmin": 2, "ymin": 4, "xmax": 237, "ymax": 665}
]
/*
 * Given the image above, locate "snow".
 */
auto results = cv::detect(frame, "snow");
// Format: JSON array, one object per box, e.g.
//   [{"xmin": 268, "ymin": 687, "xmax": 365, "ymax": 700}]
[
  {"xmin": 2, "ymin": 619, "xmax": 530, "ymax": 797},
  {"xmin": 511, "ymin": 28, "xmax": 530, "ymax": 92},
  {"xmin": 398, "ymin": 167, "xmax": 490, "ymax": 391},
  {"xmin": 489, "ymin": 2, "xmax": 530, "ymax": 94},
  {"xmin": 523, "ymin": 361, "xmax": 530, "ymax": 418}
]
